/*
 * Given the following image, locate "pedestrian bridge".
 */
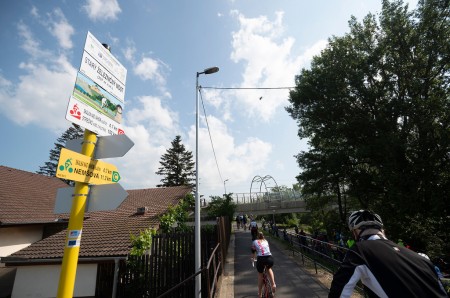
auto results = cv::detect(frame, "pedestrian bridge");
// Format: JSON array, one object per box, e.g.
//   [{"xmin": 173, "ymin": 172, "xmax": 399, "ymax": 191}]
[{"xmin": 232, "ymin": 191, "xmax": 307, "ymax": 215}]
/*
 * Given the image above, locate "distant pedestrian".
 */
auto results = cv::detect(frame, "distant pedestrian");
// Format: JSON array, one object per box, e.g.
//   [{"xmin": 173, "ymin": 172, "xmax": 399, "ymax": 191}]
[
  {"xmin": 243, "ymin": 214, "xmax": 248, "ymax": 230},
  {"xmin": 299, "ymin": 229, "xmax": 307, "ymax": 248},
  {"xmin": 250, "ymin": 218, "xmax": 258, "ymax": 240}
]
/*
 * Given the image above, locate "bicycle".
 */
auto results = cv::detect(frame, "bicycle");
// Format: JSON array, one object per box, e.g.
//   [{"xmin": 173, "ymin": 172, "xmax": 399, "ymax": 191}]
[{"xmin": 252, "ymin": 258, "xmax": 274, "ymax": 298}]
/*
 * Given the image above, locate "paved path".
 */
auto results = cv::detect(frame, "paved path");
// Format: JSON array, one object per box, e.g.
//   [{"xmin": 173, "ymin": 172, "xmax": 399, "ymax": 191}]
[{"xmin": 219, "ymin": 228, "xmax": 330, "ymax": 297}]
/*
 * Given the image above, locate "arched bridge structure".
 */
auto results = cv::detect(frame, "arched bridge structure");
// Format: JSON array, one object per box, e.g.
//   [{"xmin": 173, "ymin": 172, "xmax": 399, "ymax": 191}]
[{"xmin": 232, "ymin": 175, "xmax": 306, "ymax": 215}]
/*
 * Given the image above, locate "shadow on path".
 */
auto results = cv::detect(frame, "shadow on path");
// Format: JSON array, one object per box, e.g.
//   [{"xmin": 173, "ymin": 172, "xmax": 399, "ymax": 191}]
[{"xmin": 232, "ymin": 228, "xmax": 330, "ymax": 298}]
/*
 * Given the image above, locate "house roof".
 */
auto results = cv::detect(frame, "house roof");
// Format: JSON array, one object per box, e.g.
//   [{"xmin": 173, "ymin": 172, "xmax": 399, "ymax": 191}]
[
  {"xmin": 0, "ymin": 166, "xmax": 69, "ymax": 225},
  {"xmin": 0, "ymin": 166, "xmax": 192, "ymax": 261}
]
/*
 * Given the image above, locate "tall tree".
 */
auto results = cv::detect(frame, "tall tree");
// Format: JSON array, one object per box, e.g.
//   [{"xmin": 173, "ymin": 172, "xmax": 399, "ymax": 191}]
[
  {"xmin": 37, "ymin": 124, "xmax": 84, "ymax": 185},
  {"xmin": 155, "ymin": 135, "xmax": 195, "ymax": 188},
  {"xmin": 287, "ymin": 0, "xmax": 449, "ymax": 254}
]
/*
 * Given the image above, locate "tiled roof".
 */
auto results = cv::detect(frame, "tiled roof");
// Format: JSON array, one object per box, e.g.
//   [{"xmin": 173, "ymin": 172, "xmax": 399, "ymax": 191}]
[
  {"xmin": 0, "ymin": 166, "xmax": 192, "ymax": 260},
  {"xmin": 0, "ymin": 166, "xmax": 69, "ymax": 224}
]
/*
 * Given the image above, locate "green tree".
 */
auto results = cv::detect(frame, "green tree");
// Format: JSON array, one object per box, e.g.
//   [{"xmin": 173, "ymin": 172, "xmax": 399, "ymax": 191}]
[
  {"xmin": 206, "ymin": 193, "xmax": 237, "ymax": 220},
  {"xmin": 129, "ymin": 228, "xmax": 157, "ymax": 256},
  {"xmin": 155, "ymin": 135, "xmax": 195, "ymax": 188},
  {"xmin": 159, "ymin": 194, "xmax": 194, "ymax": 233},
  {"xmin": 37, "ymin": 124, "xmax": 84, "ymax": 185},
  {"xmin": 287, "ymin": 0, "xmax": 449, "ymax": 255}
]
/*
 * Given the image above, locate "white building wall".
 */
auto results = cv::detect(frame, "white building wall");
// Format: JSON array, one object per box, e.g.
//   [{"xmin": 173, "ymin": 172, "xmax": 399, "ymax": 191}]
[
  {"xmin": 12, "ymin": 263, "xmax": 97, "ymax": 298},
  {"xmin": 0, "ymin": 226, "xmax": 43, "ymax": 257}
]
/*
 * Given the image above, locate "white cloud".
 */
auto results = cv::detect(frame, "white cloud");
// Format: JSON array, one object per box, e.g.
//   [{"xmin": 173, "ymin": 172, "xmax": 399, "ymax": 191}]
[
  {"xmin": 17, "ymin": 22, "xmax": 50, "ymax": 59},
  {"xmin": 30, "ymin": 6, "xmax": 39, "ymax": 18},
  {"xmin": 116, "ymin": 96, "xmax": 182, "ymax": 189},
  {"xmin": 83, "ymin": 0, "xmax": 122, "ymax": 21},
  {"xmin": 229, "ymin": 10, "xmax": 327, "ymax": 121},
  {"xmin": 48, "ymin": 8, "xmax": 75, "ymax": 49},
  {"xmin": 134, "ymin": 56, "xmax": 171, "ymax": 96},
  {"xmin": 115, "ymin": 124, "xmax": 167, "ymax": 189},
  {"xmin": 115, "ymin": 90, "xmax": 272, "ymax": 195},
  {"xmin": 123, "ymin": 46, "xmax": 136, "ymax": 63},
  {"xmin": 134, "ymin": 57, "xmax": 165, "ymax": 83},
  {"xmin": 0, "ymin": 23, "xmax": 76, "ymax": 132},
  {"xmin": 126, "ymin": 95, "xmax": 178, "ymax": 131},
  {"xmin": 0, "ymin": 55, "xmax": 76, "ymax": 131},
  {"xmin": 186, "ymin": 115, "xmax": 272, "ymax": 197},
  {"xmin": 28, "ymin": 7, "xmax": 75, "ymax": 50}
]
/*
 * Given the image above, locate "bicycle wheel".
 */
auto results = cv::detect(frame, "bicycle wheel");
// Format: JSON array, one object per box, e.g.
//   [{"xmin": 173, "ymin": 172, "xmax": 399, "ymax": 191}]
[{"xmin": 262, "ymin": 273, "xmax": 274, "ymax": 298}]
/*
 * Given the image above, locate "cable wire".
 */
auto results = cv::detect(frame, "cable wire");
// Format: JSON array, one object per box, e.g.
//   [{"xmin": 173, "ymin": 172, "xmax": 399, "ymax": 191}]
[
  {"xmin": 198, "ymin": 86, "xmax": 225, "ymax": 184},
  {"xmin": 196, "ymin": 85, "xmax": 296, "ymax": 188},
  {"xmin": 202, "ymin": 86, "xmax": 295, "ymax": 90}
]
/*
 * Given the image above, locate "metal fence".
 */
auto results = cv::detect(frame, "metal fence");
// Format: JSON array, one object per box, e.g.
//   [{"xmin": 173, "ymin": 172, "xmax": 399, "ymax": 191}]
[
  {"xmin": 232, "ymin": 191, "xmax": 303, "ymax": 204},
  {"xmin": 265, "ymin": 226, "xmax": 366, "ymax": 295},
  {"xmin": 95, "ymin": 216, "xmax": 231, "ymax": 297}
]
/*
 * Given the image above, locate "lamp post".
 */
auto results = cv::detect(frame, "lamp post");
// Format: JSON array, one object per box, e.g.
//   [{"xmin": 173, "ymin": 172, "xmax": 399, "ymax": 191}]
[
  {"xmin": 224, "ymin": 179, "xmax": 229, "ymax": 195},
  {"xmin": 195, "ymin": 66, "xmax": 219, "ymax": 297}
]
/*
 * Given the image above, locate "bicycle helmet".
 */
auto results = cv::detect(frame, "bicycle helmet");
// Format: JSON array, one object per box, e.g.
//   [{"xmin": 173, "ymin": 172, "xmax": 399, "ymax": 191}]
[{"xmin": 348, "ymin": 210, "xmax": 383, "ymax": 231}]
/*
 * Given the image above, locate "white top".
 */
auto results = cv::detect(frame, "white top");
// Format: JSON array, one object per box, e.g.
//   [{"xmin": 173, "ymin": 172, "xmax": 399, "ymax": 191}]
[
  {"xmin": 252, "ymin": 239, "xmax": 272, "ymax": 256},
  {"xmin": 250, "ymin": 221, "xmax": 258, "ymax": 228}
]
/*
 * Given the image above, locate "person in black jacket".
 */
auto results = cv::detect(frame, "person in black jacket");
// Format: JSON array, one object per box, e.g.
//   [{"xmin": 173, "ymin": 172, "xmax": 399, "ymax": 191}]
[{"xmin": 329, "ymin": 210, "xmax": 447, "ymax": 298}]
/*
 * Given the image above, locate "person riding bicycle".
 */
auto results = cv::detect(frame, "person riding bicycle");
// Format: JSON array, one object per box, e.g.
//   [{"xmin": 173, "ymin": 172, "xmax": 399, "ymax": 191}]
[
  {"xmin": 251, "ymin": 232, "xmax": 276, "ymax": 297},
  {"xmin": 250, "ymin": 218, "xmax": 258, "ymax": 240},
  {"xmin": 329, "ymin": 210, "xmax": 447, "ymax": 298}
]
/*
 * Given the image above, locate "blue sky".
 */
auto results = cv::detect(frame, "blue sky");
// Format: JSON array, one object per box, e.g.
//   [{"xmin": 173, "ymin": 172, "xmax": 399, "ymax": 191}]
[{"xmin": 0, "ymin": 0, "xmax": 418, "ymax": 198}]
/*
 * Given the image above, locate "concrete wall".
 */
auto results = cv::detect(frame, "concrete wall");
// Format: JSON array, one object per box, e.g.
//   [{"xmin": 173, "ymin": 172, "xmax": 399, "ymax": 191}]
[
  {"xmin": 0, "ymin": 226, "xmax": 43, "ymax": 257},
  {"xmin": 12, "ymin": 264, "xmax": 97, "ymax": 298}
]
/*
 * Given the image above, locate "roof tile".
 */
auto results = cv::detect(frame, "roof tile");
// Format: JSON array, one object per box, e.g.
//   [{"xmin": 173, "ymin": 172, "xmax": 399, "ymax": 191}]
[{"xmin": 1, "ymin": 166, "xmax": 192, "ymax": 260}]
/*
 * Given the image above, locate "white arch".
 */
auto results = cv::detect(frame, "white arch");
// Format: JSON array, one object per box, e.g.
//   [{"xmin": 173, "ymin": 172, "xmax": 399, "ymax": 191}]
[{"xmin": 250, "ymin": 175, "xmax": 280, "ymax": 199}]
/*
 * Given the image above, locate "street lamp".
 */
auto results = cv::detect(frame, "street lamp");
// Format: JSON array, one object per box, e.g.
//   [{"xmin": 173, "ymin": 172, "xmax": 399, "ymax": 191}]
[
  {"xmin": 224, "ymin": 179, "xmax": 229, "ymax": 195},
  {"xmin": 195, "ymin": 66, "xmax": 219, "ymax": 297}
]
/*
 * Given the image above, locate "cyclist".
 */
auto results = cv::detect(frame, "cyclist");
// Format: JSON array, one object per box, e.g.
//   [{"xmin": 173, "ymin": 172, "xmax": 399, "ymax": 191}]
[
  {"xmin": 236, "ymin": 214, "xmax": 241, "ymax": 229},
  {"xmin": 329, "ymin": 210, "xmax": 447, "ymax": 298},
  {"xmin": 250, "ymin": 217, "xmax": 258, "ymax": 240},
  {"xmin": 251, "ymin": 232, "xmax": 276, "ymax": 296}
]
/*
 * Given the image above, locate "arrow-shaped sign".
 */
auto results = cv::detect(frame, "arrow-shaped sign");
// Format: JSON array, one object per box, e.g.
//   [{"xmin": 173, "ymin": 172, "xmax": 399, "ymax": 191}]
[
  {"xmin": 54, "ymin": 184, "xmax": 128, "ymax": 214},
  {"xmin": 56, "ymin": 148, "xmax": 120, "ymax": 184},
  {"xmin": 66, "ymin": 134, "xmax": 134, "ymax": 159}
]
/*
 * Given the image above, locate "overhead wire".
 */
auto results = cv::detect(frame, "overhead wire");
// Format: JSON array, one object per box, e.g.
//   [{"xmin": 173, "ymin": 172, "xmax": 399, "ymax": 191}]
[
  {"xmin": 198, "ymin": 86, "xmax": 225, "ymax": 185},
  {"xmin": 202, "ymin": 86, "xmax": 295, "ymax": 90},
  {"xmin": 197, "ymin": 85, "xmax": 296, "ymax": 190}
]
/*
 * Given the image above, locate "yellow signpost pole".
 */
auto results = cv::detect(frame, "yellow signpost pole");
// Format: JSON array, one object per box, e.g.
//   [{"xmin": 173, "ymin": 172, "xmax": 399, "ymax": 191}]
[{"xmin": 56, "ymin": 130, "xmax": 96, "ymax": 298}]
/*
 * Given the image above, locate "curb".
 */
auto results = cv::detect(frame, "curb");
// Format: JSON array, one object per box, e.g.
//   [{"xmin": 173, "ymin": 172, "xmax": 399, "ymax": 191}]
[{"xmin": 217, "ymin": 232, "xmax": 235, "ymax": 298}]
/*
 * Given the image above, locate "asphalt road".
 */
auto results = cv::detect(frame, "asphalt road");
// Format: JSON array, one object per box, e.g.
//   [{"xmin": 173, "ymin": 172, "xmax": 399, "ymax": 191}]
[{"xmin": 220, "ymin": 227, "xmax": 330, "ymax": 298}]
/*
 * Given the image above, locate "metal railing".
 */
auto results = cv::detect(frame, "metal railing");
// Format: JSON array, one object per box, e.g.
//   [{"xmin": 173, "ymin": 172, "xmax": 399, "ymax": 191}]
[
  {"xmin": 265, "ymin": 227, "xmax": 366, "ymax": 295},
  {"xmin": 157, "ymin": 243, "xmax": 222, "ymax": 298},
  {"xmin": 232, "ymin": 191, "xmax": 303, "ymax": 204}
]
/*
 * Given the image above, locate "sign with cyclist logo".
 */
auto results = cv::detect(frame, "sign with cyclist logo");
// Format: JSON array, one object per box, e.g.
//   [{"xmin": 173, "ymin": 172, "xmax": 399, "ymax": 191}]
[
  {"xmin": 64, "ymin": 31, "xmax": 127, "ymax": 136},
  {"xmin": 56, "ymin": 148, "xmax": 121, "ymax": 185}
]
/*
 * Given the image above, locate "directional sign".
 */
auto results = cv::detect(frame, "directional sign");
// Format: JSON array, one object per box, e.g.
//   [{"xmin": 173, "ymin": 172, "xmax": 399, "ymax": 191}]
[
  {"xmin": 56, "ymin": 148, "xmax": 121, "ymax": 184},
  {"xmin": 54, "ymin": 187, "xmax": 75, "ymax": 214},
  {"xmin": 80, "ymin": 51, "xmax": 126, "ymax": 102},
  {"xmin": 66, "ymin": 134, "xmax": 134, "ymax": 159},
  {"xmin": 54, "ymin": 184, "xmax": 128, "ymax": 214},
  {"xmin": 94, "ymin": 134, "xmax": 134, "ymax": 159},
  {"xmin": 83, "ymin": 31, "xmax": 127, "ymax": 85},
  {"xmin": 65, "ymin": 31, "xmax": 127, "ymax": 136},
  {"xmin": 88, "ymin": 184, "xmax": 128, "ymax": 212}
]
